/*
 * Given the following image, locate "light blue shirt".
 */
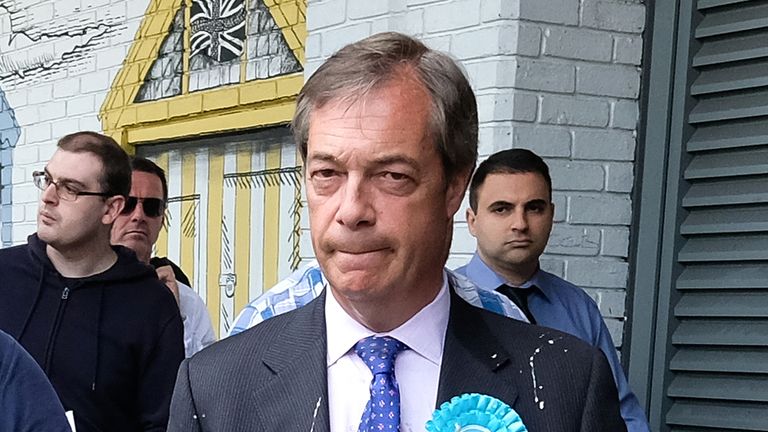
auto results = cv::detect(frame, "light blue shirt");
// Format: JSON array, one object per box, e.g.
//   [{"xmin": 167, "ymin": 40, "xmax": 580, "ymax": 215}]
[
  {"xmin": 229, "ymin": 260, "xmax": 527, "ymax": 337},
  {"xmin": 455, "ymin": 253, "xmax": 650, "ymax": 432}
]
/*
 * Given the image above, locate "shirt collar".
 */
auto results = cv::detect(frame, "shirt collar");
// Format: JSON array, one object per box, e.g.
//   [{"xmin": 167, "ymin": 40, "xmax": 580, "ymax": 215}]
[
  {"xmin": 325, "ymin": 272, "xmax": 450, "ymax": 368},
  {"xmin": 463, "ymin": 253, "xmax": 554, "ymax": 302}
]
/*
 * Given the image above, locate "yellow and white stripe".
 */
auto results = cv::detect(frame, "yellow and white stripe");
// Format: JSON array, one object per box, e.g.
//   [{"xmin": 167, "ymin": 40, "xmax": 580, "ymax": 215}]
[{"xmin": 146, "ymin": 138, "xmax": 302, "ymax": 338}]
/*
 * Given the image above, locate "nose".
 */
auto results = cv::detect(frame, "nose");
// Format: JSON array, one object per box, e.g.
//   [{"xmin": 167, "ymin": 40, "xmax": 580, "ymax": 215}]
[
  {"xmin": 40, "ymin": 183, "xmax": 59, "ymax": 204},
  {"xmin": 130, "ymin": 201, "xmax": 146, "ymax": 221},
  {"xmin": 335, "ymin": 175, "xmax": 375, "ymax": 229},
  {"xmin": 510, "ymin": 208, "xmax": 529, "ymax": 232}
]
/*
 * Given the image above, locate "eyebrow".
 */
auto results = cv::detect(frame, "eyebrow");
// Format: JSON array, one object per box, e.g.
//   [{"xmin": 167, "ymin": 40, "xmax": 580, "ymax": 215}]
[
  {"xmin": 525, "ymin": 199, "xmax": 549, "ymax": 206},
  {"xmin": 306, "ymin": 152, "xmax": 339, "ymax": 164},
  {"xmin": 488, "ymin": 198, "xmax": 549, "ymax": 208},
  {"xmin": 307, "ymin": 152, "xmax": 420, "ymax": 169},
  {"xmin": 487, "ymin": 200, "xmax": 512, "ymax": 208},
  {"xmin": 44, "ymin": 168, "xmax": 89, "ymax": 190},
  {"xmin": 370, "ymin": 155, "xmax": 420, "ymax": 171}
]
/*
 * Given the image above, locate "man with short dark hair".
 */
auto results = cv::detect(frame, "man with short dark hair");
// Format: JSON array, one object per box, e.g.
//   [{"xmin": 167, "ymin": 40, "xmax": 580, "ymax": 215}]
[
  {"xmin": 456, "ymin": 148, "xmax": 649, "ymax": 431},
  {"xmin": 169, "ymin": 33, "xmax": 625, "ymax": 432},
  {"xmin": 0, "ymin": 132, "xmax": 184, "ymax": 432},
  {"xmin": 112, "ymin": 157, "xmax": 216, "ymax": 358}
]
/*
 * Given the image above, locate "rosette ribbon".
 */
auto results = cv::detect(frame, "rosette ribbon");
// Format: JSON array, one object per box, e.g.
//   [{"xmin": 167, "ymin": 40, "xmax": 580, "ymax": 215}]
[{"xmin": 426, "ymin": 393, "xmax": 528, "ymax": 432}]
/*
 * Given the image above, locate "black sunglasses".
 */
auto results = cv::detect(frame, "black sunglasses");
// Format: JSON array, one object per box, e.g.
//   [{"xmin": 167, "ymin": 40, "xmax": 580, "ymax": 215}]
[{"xmin": 122, "ymin": 197, "xmax": 166, "ymax": 218}]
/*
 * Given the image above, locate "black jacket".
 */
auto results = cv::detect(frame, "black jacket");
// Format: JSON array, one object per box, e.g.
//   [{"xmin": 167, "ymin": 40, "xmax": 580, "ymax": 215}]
[
  {"xmin": 149, "ymin": 257, "xmax": 191, "ymax": 286},
  {"xmin": 0, "ymin": 234, "xmax": 184, "ymax": 432}
]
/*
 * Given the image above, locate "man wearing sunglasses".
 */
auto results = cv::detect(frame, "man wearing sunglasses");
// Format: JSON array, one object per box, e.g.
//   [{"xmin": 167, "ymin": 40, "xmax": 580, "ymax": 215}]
[
  {"xmin": 111, "ymin": 157, "xmax": 216, "ymax": 358},
  {"xmin": 0, "ymin": 132, "xmax": 184, "ymax": 432}
]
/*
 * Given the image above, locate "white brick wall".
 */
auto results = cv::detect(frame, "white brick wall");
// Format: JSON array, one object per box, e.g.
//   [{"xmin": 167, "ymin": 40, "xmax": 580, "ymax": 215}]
[
  {"xmin": 513, "ymin": 0, "xmax": 644, "ymax": 346},
  {"xmin": 2, "ymin": 0, "xmax": 146, "ymax": 242},
  {"xmin": 303, "ymin": 0, "xmax": 646, "ymax": 347},
  {"xmin": 0, "ymin": 0, "xmax": 646, "ymax": 347}
]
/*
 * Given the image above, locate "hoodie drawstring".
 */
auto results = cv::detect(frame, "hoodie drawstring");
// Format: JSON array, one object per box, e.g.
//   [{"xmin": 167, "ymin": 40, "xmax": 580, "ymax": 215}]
[
  {"xmin": 92, "ymin": 287, "xmax": 104, "ymax": 391},
  {"xmin": 17, "ymin": 265, "xmax": 46, "ymax": 341}
]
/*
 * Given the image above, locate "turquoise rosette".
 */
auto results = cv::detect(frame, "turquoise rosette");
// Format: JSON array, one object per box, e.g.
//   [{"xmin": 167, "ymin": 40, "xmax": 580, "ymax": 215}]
[{"xmin": 425, "ymin": 393, "xmax": 528, "ymax": 432}]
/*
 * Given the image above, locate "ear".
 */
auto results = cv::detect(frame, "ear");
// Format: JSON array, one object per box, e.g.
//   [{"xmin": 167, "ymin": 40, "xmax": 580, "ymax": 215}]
[
  {"xmin": 466, "ymin": 207, "xmax": 478, "ymax": 237},
  {"xmin": 102, "ymin": 195, "xmax": 125, "ymax": 225},
  {"xmin": 445, "ymin": 168, "xmax": 472, "ymax": 218}
]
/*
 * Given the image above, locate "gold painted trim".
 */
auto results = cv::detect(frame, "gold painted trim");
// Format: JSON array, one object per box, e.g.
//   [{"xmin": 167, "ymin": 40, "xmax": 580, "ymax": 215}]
[
  {"xmin": 262, "ymin": 147, "xmax": 282, "ymax": 289},
  {"xmin": 105, "ymin": 74, "xmax": 302, "ymax": 149},
  {"xmin": 100, "ymin": 0, "xmax": 182, "ymax": 139},
  {"xmin": 264, "ymin": 0, "xmax": 307, "ymax": 65},
  {"xmin": 125, "ymin": 98, "xmax": 297, "ymax": 144},
  {"xmin": 100, "ymin": 0, "xmax": 306, "ymax": 150}
]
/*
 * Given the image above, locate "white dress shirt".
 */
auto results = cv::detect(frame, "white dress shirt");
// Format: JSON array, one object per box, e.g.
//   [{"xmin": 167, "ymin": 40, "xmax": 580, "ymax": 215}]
[
  {"xmin": 177, "ymin": 282, "xmax": 217, "ymax": 358},
  {"xmin": 326, "ymin": 274, "xmax": 450, "ymax": 432}
]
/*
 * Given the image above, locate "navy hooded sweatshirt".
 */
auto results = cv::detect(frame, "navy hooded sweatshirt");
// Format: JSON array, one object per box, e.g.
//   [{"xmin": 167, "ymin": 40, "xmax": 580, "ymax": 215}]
[{"xmin": 0, "ymin": 234, "xmax": 185, "ymax": 432}]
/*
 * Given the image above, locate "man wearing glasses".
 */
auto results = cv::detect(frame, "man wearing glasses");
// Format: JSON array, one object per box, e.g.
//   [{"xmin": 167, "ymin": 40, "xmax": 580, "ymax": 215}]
[
  {"xmin": 0, "ymin": 132, "xmax": 184, "ymax": 432},
  {"xmin": 111, "ymin": 157, "xmax": 216, "ymax": 358}
]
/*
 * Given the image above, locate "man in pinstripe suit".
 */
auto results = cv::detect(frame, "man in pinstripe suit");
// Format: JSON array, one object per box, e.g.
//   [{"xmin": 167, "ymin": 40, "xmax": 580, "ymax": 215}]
[{"xmin": 168, "ymin": 32, "xmax": 625, "ymax": 432}]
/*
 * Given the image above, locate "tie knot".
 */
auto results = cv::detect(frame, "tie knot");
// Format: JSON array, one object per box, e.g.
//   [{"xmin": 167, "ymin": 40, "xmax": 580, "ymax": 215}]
[
  {"xmin": 354, "ymin": 336, "xmax": 407, "ymax": 375},
  {"xmin": 497, "ymin": 284, "xmax": 538, "ymax": 324},
  {"xmin": 499, "ymin": 283, "xmax": 534, "ymax": 295}
]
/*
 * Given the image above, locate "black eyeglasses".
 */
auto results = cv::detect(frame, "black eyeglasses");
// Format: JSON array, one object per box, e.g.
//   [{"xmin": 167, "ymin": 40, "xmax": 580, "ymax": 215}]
[
  {"xmin": 33, "ymin": 171, "xmax": 110, "ymax": 201},
  {"xmin": 122, "ymin": 196, "xmax": 166, "ymax": 218}
]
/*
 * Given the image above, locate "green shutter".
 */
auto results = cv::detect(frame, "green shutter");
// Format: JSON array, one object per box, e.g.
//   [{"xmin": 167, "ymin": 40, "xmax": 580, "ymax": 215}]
[{"xmin": 663, "ymin": 1, "xmax": 768, "ymax": 430}]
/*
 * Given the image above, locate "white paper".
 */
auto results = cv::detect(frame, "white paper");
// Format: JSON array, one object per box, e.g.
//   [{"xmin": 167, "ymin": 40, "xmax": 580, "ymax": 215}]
[{"xmin": 65, "ymin": 411, "xmax": 76, "ymax": 432}]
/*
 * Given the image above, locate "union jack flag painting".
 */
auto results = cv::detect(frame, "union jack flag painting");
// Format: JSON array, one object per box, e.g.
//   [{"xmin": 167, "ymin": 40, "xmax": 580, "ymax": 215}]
[{"xmin": 191, "ymin": 0, "xmax": 247, "ymax": 62}]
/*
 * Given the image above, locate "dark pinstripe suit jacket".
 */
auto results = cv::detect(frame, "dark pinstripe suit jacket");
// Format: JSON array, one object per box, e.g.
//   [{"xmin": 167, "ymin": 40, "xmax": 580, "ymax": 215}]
[{"xmin": 168, "ymin": 288, "xmax": 626, "ymax": 432}]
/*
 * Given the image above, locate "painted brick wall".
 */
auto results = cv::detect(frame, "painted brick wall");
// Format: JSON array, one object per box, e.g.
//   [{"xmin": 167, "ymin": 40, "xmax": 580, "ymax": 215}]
[
  {"xmin": 1, "ymin": 0, "xmax": 645, "ymax": 346},
  {"xmin": 2, "ymin": 1, "xmax": 149, "ymax": 241},
  {"xmin": 0, "ymin": 0, "xmax": 312, "ymax": 336},
  {"xmin": 1, "ymin": 0, "xmax": 305, "ymax": 246},
  {"xmin": 301, "ymin": 0, "xmax": 645, "ymax": 349}
]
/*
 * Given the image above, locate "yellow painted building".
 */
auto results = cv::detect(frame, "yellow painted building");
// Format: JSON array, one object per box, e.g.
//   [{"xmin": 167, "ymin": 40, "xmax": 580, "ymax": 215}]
[{"xmin": 100, "ymin": 0, "xmax": 307, "ymax": 336}]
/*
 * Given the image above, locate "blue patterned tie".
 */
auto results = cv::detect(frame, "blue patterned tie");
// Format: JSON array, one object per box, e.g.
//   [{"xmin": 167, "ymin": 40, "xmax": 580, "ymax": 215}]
[{"xmin": 355, "ymin": 336, "xmax": 408, "ymax": 432}]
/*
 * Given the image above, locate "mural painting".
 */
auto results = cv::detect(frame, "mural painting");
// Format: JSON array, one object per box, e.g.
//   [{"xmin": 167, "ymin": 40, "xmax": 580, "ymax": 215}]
[
  {"xmin": 0, "ymin": 0, "xmax": 127, "ymax": 245},
  {"xmin": 0, "ymin": 0, "xmax": 123, "ymax": 84},
  {"xmin": 102, "ymin": 0, "xmax": 307, "ymax": 336},
  {"xmin": 138, "ymin": 132, "xmax": 301, "ymax": 336},
  {"xmin": 0, "ymin": 88, "xmax": 19, "ymax": 246}
]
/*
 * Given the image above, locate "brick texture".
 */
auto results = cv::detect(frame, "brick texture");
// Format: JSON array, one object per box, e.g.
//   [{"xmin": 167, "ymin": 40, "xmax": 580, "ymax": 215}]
[
  {"xmin": 3, "ymin": 0, "xmax": 149, "ymax": 242},
  {"xmin": 0, "ymin": 0, "xmax": 645, "ymax": 352}
]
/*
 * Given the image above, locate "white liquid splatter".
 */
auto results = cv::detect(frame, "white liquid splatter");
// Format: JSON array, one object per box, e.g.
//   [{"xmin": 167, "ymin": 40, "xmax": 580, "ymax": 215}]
[
  {"xmin": 309, "ymin": 396, "xmax": 322, "ymax": 432},
  {"xmin": 529, "ymin": 347, "xmax": 542, "ymax": 409},
  {"xmin": 528, "ymin": 334, "xmax": 564, "ymax": 410}
]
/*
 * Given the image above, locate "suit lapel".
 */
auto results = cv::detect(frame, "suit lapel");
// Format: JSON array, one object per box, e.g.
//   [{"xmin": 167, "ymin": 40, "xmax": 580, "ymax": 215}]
[
  {"xmin": 436, "ymin": 287, "xmax": 519, "ymax": 408},
  {"xmin": 249, "ymin": 285, "xmax": 522, "ymax": 430},
  {"xmin": 254, "ymin": 291, "xmax": 331, "ymax": 432}
]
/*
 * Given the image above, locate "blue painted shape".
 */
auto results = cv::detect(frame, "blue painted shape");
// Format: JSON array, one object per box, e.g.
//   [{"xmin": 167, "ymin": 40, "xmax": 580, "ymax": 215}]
[
  {"xmin": 0, "ymin": 146, "xmax": 11, "ymax": 165},
  {"xmin": 0, "ymin": 87, "xmax": 20, "ymax": 246}
]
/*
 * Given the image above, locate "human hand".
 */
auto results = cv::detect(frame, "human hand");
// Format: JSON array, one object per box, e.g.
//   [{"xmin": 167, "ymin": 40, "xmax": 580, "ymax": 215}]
[{"xmin": 156, "ymin": 265, "xmax": 181, "ymax": 306}]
